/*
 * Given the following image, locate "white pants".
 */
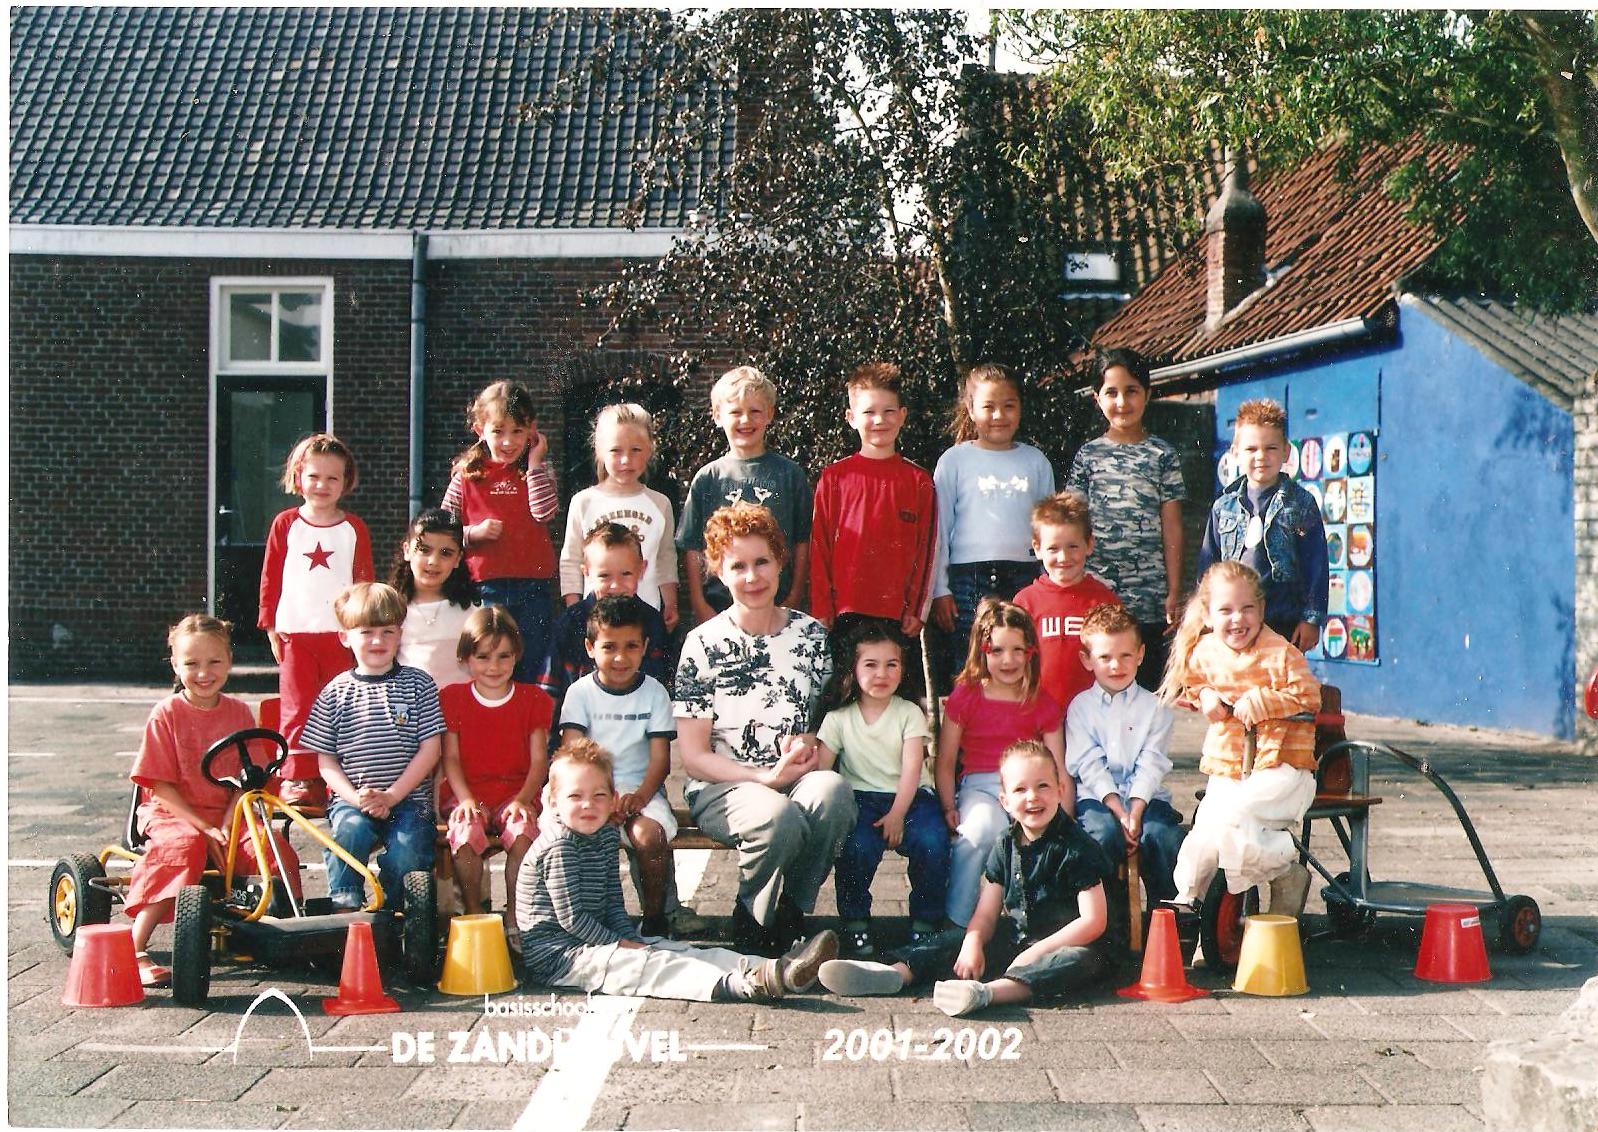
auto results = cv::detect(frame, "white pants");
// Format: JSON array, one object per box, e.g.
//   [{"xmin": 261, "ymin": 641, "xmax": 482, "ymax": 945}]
[
  {"xmin": 946, "ymin": 772, "xmax": 1006, "ymax": 927},
  {"xmin": 554, "ymin": 939, "xmax": 753, "ymax": 1002},
  {"xmin": 1172, "ymin": 765, "xmax": 1317, "ymax": 901}
]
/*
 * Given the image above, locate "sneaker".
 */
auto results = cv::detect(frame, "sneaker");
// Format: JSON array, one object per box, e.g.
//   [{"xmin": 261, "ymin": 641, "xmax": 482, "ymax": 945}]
[
  {"xmin": 932, "ymin": 979, "xmax": 992, "ymax": 1018},
  {"xmin": 818, "ymin": 959, "xmax": 905, "ymax": 997},
  {"xmin": 1268, "ymin": 863, "xmax": 1311, "ymax": 918},
  {"xmin": 742, "ymin": 957, "xmax": 787, "ymax": 1002},
  {"xmin": 778, "ymin": 929, "xmax": 839, "ymax": 993},
  {"xmin": 843, "ymin": 924, "xmax": 875, "ymax": 957}
]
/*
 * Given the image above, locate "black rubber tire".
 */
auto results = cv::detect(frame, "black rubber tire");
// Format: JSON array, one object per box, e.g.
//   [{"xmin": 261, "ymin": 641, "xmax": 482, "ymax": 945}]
[
  {"xmin": 171, "ymin": 884, "xmax": 213, "ymax": 1006},
  {"xmin": 1496, "ymin": 895, "xmax": 1541, "ymax": 955},
  {"xmin": 1324, "ymin": 872, "xmax": 1376, "ymax": 937},
  {"xmin": 401, "ymin": 870, "xmax": 438, "ymax": 986},
  {"xmin": 48, "ymin": 853, "xmax": 112, "ymax": 954},
  {"xmin": 1199, "ymin": 871, "xmax": 1257, "ymax": 975}
]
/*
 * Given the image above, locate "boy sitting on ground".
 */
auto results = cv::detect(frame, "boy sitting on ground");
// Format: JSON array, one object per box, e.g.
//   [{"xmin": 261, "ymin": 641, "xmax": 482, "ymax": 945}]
[
  {"xmin": 819, "ymin": 739, "xmax": 1118, "ymax": 1016},
  {"xmin": 516, "ymin": 738, "xmax": 838, "ymax": 1003}
]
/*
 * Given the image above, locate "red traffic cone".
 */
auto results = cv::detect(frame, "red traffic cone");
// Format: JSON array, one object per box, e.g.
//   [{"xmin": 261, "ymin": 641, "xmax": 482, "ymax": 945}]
[
  {"xmin": 1118, "ymin": 907, "xmax": 1210, "ymax": 1003},
  {"xmin": 322, "ymin": 920, "xmax": 400, "ymax": 1015},
  {"xmin": 1414, "ymin": 903, "xmax": 1491, "ymax": 984},
  {"xmin": 62, "ymin": 923, "xmax": 144, "ymax": 1008}
]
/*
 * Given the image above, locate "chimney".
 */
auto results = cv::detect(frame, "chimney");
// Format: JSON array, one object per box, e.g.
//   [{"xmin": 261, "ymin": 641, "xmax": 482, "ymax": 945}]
[{"xmin": 1204, "ymin": 149, "xmax": 1266, "ymax": 331}]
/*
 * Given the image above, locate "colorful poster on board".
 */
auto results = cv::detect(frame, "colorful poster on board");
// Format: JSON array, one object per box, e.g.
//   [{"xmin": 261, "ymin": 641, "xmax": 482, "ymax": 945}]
[{"xmin": 1293, "ymin": 428, "xmax": 1378, "ymax": 663}]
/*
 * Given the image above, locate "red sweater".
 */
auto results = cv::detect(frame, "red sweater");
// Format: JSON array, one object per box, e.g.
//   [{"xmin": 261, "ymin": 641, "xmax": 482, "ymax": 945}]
[
  {"xmin": 1014, "ymin": 574, "xmax": 1120, "ymax": 711},
  {"xmin": 443, "ymin": 461, "xmax": 558, "ymax": 582},
  {"xmin": 811, "ymin": 453, "xmax": 937, "ymax": 625}
]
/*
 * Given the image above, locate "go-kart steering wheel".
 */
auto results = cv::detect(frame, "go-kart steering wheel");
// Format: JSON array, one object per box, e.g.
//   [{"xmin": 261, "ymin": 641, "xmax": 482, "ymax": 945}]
[{"xmin": 201, "ymin": 728, "xmax": 289, "ymax": 791}]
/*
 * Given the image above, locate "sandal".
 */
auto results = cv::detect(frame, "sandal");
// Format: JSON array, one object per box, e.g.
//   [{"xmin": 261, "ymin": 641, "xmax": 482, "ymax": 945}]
[{"xmin": 136, "ymin": 952, "xmax": 171, "ymax": 989}]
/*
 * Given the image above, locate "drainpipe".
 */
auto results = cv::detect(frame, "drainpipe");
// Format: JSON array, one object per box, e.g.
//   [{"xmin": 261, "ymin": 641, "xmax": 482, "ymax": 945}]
[{"xmin": 408, "ymin": 231, "xmax": 428, "ymax": 518}]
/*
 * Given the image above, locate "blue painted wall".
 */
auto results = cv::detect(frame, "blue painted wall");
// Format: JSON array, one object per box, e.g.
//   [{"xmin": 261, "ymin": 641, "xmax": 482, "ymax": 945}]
[{"xmin": 1208, "ymin": 305, "xmax": 1575, "ymax": 737}]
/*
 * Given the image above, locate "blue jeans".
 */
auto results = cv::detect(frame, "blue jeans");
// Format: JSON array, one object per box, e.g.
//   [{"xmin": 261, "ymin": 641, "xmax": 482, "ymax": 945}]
[
  {"xmin": 834, "ymin": 789, "xmax": 950, "ymax": 924},
  {"xmin": 1075, "ymin": 797, "xmax": 1185, "ymax": 905},
  {"xmin": 324, "ymin": 797, "xmax": 435, "ymax": 910},
  {"xmin": 934, "ymin": 560, "xmax": 1042, "ymax": 694},
  {"xmin": 477, "ymin": 577, "xmax": 554, "ymax": 686},
  {"xmin": 889, "ymin": 927, "xmax": 1109, "ymax": 998}
]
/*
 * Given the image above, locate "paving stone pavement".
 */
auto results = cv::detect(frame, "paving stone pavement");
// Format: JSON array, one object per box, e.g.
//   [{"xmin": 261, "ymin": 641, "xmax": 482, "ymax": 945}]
[{"xmin": 8, "ymin": 683, "xmax": 1596, "ymax": 1131}]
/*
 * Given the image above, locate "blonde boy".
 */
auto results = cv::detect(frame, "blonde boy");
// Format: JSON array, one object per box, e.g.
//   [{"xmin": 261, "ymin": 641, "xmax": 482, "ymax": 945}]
[
  {"xmin": 300, "ymin": 582, "xmax": 445, "ymax": 910},
  {"xmin": 1197, "ymin": 399, "xmax": 1327, "ymax": 651},
  {"xmin": 677, "ymin": 367, "xmax": 811, "ymax": 623},
  {"xmin": 818, "ymin": 740, "xmax": 1115, "ymax": 1015}
]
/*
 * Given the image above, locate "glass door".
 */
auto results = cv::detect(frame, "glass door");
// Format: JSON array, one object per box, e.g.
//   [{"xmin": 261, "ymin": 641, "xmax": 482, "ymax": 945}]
[{"xmin": 214, "ymin": 378, "xmax": 326, "ymax": 651}]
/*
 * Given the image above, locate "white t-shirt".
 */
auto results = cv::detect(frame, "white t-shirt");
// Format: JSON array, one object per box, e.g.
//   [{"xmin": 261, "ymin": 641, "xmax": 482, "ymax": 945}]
[
  {"xmin": 559, "ymin": 672, "xmax": 675, "ymax": 792},
  {"xmin": 398, "ymin": 600, "xmax": 474, "ymax": 691}
]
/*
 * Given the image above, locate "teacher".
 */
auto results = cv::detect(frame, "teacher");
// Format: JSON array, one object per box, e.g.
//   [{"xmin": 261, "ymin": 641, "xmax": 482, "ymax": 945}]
[{"xmin": 674, "ymin": 503, "xmax": 856, "ymax": 956}]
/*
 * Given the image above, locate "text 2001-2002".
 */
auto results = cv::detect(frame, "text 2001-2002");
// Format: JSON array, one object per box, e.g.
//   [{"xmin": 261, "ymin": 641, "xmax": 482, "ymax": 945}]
[{"xmin": 822, "ymin": 1027, "xmax": 1023, "ymax": 1062}]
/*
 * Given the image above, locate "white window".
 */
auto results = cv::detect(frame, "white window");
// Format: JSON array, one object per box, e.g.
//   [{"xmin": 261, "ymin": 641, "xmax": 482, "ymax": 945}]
[{"xmin": 214, "ymin": 279, "xmax": 334, "ymax": 374}]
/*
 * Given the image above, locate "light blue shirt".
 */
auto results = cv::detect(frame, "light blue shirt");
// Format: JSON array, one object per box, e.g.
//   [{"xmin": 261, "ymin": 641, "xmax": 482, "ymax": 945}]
[
  {"xmin": 1065, "ymin": 680, "xmax": 1173, "ymax": 806},
  {"xmin": 930, "ymin": 442, "xmax": 1055, "ymax": 598}
]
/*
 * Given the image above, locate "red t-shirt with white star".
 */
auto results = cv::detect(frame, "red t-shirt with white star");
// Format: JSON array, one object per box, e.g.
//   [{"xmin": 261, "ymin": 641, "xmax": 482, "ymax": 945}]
[{"xmin": 257, "ymin": 508, "xmax": 374, "ymax": 632}]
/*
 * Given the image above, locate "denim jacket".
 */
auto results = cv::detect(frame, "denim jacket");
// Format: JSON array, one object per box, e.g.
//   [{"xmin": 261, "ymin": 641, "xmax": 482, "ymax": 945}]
[{"xmin": 1198, "ymin": 474, "xmax": 1328, "ymax": 629}]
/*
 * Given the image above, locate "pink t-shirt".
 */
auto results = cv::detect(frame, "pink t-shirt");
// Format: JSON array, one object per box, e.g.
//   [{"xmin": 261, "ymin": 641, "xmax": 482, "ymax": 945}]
[
  {"xmin": 944, "ymin": 681, "xmax": 1062, "ymax": 777},
  {"xmin": 130, "ymin": 694, "xmax": 261, "ymax": 826}
]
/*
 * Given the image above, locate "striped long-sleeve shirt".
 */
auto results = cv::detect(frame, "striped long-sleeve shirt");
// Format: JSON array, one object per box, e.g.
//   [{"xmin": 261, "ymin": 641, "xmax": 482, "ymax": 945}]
[{"xmin": 516, "ymin": 821, "xmax": 641, "ymax": 984}]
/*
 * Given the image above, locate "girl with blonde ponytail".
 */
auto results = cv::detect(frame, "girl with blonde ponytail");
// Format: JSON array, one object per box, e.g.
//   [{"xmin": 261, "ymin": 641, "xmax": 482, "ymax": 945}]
[{"xmin": 1162, "ymin": 562, "xmax": 1321, "ymax": 919}]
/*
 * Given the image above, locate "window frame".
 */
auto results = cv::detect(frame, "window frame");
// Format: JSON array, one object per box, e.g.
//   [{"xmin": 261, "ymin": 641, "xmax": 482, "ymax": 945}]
[{"xmin": 213, "ymin": 277, "xmax": 336, "ymax": 376}]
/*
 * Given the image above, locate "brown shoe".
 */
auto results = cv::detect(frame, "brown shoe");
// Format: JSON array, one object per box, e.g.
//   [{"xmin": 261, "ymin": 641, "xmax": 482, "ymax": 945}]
[
  {"xmin": 742, "ymin": 957, "xmax": 787, "ymax": 1002},
  {"xmin": 779, "ymin": 929, "xmax": 839, "ymax": 993}
]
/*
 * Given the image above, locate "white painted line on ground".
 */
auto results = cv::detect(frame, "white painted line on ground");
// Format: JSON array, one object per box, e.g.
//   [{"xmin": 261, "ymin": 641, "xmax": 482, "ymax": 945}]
[
  {"xmin": 77, "ymin": 1042, "xmax": 233, "ymax": 1055},
  {"xmin": 682, "ymin": 1042, "xmax": 769, "ymax": 1051},
  {"xmin": 510, "ymin": 848, "xmax": 717, "ymax": 1129},
  {"xmin": 9, "ymin": 696, "xmax": 162, "ymax": 705},
  {"xmin": 6, "ymin": 752, "xmax": 56, "ymax": 758},
  {"xmin": 514, "ymin": 995, "xmax": 641, "ymax": 1132}
]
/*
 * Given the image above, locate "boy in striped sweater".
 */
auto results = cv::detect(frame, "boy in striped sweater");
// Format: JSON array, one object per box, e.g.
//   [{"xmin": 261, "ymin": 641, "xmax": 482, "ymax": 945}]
[
  {"xmin": 300, "ymin": 583, "xmax": 445, "ymax": 911},
  {"xmin": 517, "ymin": 739, "xmax": 838, "ymax": 1002}
]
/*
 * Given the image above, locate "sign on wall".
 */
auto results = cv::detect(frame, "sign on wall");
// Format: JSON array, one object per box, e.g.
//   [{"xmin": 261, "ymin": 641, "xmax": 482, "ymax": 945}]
[{"xmin": 1218, "ymin": 428, "xmax": 1379, "ymax": 664}]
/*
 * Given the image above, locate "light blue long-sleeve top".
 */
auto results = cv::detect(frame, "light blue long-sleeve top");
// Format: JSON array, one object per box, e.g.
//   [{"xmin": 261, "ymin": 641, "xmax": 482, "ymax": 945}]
[
  {"xmin": 1065, "ymin": 680, "xmax": 1174, "ymax": 806},
  {"xmin": 930, "ymin": 442, "xmax": 1055, "ymax": 599}
]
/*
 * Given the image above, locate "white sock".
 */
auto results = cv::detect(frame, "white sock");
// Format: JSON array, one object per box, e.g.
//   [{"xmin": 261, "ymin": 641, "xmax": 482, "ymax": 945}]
[{"xmin": 932, "ymin": 979, "xmax": 992, "ymax": 1017}]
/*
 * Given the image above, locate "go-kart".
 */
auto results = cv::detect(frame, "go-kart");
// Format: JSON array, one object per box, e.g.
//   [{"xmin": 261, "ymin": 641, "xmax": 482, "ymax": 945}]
[{"xmin": 48, "ymin": 726, "xmax": 438, "ymax": 1005}]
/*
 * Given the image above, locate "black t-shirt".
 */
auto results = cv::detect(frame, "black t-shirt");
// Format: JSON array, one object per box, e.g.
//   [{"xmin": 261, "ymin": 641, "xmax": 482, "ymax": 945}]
[{"xmin": 983, "ymin": 808, "xmax": 1115, "ymax": 945}]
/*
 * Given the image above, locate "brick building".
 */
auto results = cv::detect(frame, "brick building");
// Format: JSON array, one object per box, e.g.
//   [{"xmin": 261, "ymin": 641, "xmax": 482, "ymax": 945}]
[
  {"xmin": 1093, "ymin": 144, "xmax": 1598, "ymax": 742},
  {"xmin": 9, "ymin": 7, "xmax": 731, "ymax": 676}
]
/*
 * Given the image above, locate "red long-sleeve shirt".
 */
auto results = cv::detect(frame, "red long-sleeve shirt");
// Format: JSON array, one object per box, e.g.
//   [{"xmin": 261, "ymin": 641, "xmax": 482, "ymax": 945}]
[{"xmin": 811, "ymin": 453, "xmax": 937, "ymax": 625}]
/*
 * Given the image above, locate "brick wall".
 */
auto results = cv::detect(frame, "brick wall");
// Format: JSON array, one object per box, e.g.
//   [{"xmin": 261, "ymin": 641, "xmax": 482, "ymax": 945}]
[
  {"xmin": 1574, "ymin": 368, "xmax": 1598, "ymax": 754},
  {"xmin": 8, "ymin": 252, "xmax": 716, "ymax": 681}
]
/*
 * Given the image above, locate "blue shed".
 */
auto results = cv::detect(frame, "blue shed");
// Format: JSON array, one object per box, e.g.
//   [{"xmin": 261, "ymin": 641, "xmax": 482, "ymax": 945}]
[{"xmin": 1091, "ymin": 145, "xmax": 1598, "ymax": 740}]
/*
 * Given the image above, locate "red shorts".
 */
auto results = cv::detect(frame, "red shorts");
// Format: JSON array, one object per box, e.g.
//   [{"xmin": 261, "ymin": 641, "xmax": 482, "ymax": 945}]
[
  {"xmin": 124, "ymin": 813, "xmax": 303, "ymax": 922},
  {"xmin": 277, "ymin": 631, "xmax": 352, "ymax": 780},
  {"xmin": 443, "ymin": 798, "xmax": 538, "ymax": 855}
]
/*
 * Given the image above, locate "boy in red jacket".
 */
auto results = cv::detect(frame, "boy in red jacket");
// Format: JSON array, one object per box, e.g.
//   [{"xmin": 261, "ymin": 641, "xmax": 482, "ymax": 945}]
[{"xmin": 811, "ymin": 362, "xmax": 937, "ymax": 700}]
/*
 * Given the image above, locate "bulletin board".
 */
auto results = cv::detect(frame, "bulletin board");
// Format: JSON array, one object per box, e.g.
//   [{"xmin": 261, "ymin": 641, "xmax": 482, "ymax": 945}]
[{"xmin": 1218, "ymin": 428, "xmax": 1379, "ymax": 663}]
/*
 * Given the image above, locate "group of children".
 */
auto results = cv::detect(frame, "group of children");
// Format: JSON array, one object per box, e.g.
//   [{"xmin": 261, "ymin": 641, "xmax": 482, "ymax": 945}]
[{"xmin": 124, "ymin": 348, "xmax": 1329, "ymax": 1015}]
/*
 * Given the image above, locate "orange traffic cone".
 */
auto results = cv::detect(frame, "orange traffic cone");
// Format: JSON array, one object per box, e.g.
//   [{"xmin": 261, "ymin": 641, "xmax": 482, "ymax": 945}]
[
  {"xmin": 322, "ymin": 920, "xmax": 400, "ymax": 1015},
  {"xmin": 1118, "ymin": 907, "xmax": 1210, "ymax": 1003},
  {"xmin": 62, "ymin": 923, "xmax": 144, "ymax": 1008}
]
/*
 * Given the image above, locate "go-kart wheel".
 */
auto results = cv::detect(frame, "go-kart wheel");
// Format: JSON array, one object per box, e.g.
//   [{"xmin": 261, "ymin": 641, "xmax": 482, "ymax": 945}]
[
  {"xmin": 48, "ymin": 853, "xmax": 112, "ymax": 954},
  {"xmin": 1496, "ymin": 895, "xmax": 1541, "ymax": 955},
  {"xmin": 401, "ymin": 870, "xmax": 438, "ymax": 986},
  {"xmin": 1324, "ymin": 872, "xmax": 1376, "ymax": 937},
  {"xmin": 1199, "ymin": 871, "xmax": 1257, "ymax": 975},
  {"xmin": 171, "ymin": 885, "xmax": 213, "ymax": 1006}
]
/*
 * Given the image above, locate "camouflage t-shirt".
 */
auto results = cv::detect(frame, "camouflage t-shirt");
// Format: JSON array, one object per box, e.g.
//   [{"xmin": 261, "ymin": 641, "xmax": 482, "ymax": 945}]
[
  {"xmin": 672, "ymin": 608, "xmax": 833, "ymax": 796},
  {"xmin": 1066, "ymin": 435, "xmax": 1186, "ymax": 623}
]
